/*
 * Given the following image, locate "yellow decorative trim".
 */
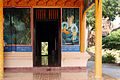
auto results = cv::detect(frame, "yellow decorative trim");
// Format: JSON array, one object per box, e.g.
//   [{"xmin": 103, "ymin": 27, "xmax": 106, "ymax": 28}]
[
  {"xmin": 80, "ymin": 2, "xmax": 95, "ymax": 53},
  {"xmin": 80, "ymin": 2, "xmax": 85, "ymax": 53},
  {"xmin": 83, "ymin": 3, "xmax": 95, "ymax": 19}
]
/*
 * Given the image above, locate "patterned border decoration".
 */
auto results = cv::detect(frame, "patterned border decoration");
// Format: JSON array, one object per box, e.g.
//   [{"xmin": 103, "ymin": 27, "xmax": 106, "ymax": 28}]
[
  {"xmin": 61, "ymin": 46, "xmax": 80, "ymax": 52},
  {"xmin": 3, "ymin": 0, "xmax": 82, "ymax": 7},
  {"xmin": 4, "ymin": 46, "xmax": 33, "ymax": 52}
]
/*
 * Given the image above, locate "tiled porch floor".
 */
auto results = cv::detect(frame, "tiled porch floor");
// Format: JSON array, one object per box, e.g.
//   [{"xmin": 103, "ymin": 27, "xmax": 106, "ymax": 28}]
[{"xmin": 3, "ymin": 69, "xmax": 118, "ymax": 80}]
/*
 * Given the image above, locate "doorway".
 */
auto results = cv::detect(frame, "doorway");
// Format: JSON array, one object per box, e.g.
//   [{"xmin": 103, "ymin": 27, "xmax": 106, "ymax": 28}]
[{"xmin": 33, "ymin": 8, "xmax": 61, "ymax": 67}]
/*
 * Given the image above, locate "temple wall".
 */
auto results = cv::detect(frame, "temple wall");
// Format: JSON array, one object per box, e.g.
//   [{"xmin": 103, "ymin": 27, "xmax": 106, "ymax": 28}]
[
  {"xmin": 61, "ymin": 52, "xmax": 90, "ymax": 67},
  {"xmin": 4, "ymin": 52, "xmax": 33, "ymax": 68},
  {"xmin": 3, "ymin": 7, "xmax": 90, "ymax": 68},
  {"xmin": 4, "ymin": 51, "xmax": 90, "ymax": 68}
]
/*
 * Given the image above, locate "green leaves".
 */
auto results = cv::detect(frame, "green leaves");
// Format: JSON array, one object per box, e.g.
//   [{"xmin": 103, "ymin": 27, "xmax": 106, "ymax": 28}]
[
  {"xmin": 102, "ymin": 0, "xmax": 119, "ymax": 21},
  {"xmin": 86, "ymin": 6, "xmax": 95, "ymax": 29},
  {"xmin": 86, "ymin": 0, "xmax": 119, "ymax": 29},
  {"xmin": 102, "ymin": 30, "xmax": 120, "ymax": 50},
  {"xmin": 41, "ymin": 42, "xmax": 48, "ymax": 55},
  {"xmin": 102, "ymin": 53, "xmax": 116, "ymax": 63}
]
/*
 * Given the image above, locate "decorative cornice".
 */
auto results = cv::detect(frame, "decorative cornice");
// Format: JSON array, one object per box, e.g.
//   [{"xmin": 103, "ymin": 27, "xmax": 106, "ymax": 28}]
[{"xmin": 3, "ymin": 0, "xmax": 83, "ymax": 7}]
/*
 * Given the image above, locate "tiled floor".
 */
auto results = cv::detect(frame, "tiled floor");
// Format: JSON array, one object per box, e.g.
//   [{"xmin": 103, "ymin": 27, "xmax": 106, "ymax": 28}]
[
  {"xmin": 87, "ymin": 61, "xmax": 120, "ymax": 79},
  {"xmin": 2, "ymin": 69, "xmax": 118, "ymax": 80}
]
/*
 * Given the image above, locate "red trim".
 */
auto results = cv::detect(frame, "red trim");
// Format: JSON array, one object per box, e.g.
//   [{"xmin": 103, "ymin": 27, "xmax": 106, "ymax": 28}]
[
  {"xmin": 33, "ymin": 67, "xmax": 86, "ymax": 71},
  {"xmin": 61, "ymin": 8, "xmax": 62, "ymax": 47},
  {"xmin": 44, "ymin": 9, "xmax": 45, "ymax": 20},
  {"xmin": 49, "ymin": 9, "xmax": 50, "ymax": 19},
  {"xmin": 5, "ymin": 67, "xmax": 86, "ymax": 71},
  {"xmin": 50, "ymin": 9, "xmax": 51, "ymax": 19},
  {"xmin": 51, "ymin": 9, "xmax": 52, "ymax": 19},
  {"xmin": 57, "ymin": 8, "xmax": 58, "ymax": 19},
  {"xmin": 62, "ymin": 45, "xmax": 80, "ymax": 46},
  {"xmin": 39, "ymin": 9, "xmax": 41, "ymax": 20},
  {"xmin": 53, "ymin": 9, "xmax": 54, "ymax": 19},
  {"xmin": 45, "ymin": 9, "xmax": 46, "ymax": 20},
  {"xmin": 42, "ymin": 9, "xmax": 44, "ymax": 20},
  {"xmin": 54, "ymin": 9, "xmax": 56, "ymax": 19},
  {"xmin": 58, "ymin": 8, "xmax": 60, "ymax": 64},
  {"xmin": 31, "ymin": 8, "xmax": 34, "ymax": 46},
  {"xmin": 58, "ymin": 21, "xmax": 59, "ymax": 64}
]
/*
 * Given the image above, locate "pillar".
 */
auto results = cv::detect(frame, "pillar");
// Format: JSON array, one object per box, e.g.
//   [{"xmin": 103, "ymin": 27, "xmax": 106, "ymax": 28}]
[
  {"xmin": 80, "ymin": 2, "xmax": 86, "ymax": 53},
  {"xmin": 0, "ymin": 0, "xmax": 4, "ymax": 78},
  {"xmin": 95, "ymin": 0, "xmax": 102, "ymax": 78}
]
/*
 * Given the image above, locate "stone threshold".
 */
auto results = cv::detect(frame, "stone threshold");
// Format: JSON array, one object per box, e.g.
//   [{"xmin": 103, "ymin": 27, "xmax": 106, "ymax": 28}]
[{"xmin": 5, "ymin": 67, "xmax": 86, "ymax": 72}]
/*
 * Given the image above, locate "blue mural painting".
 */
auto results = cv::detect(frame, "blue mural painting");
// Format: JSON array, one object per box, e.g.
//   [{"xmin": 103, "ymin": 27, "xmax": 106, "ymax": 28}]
[
  {"xmin": 62, "ymin": 8, "xmax": 80, "ymax": 46},
  {"xmin": 3, "ymin": 8, "xmax": 31, "ymax": 45}
]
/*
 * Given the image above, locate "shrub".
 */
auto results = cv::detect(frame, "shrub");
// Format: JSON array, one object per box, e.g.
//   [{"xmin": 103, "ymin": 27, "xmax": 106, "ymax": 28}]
[
  {"xmin": 102, "ymin": 53, "xmax": 116, "ymax": 63},
  {"xmin": 86, "ymin": 48, "xmax": 90, "ymax": 52},
  {"xmin": 102, "ymin": 29, "xmax": 120, "ymax": 50}
]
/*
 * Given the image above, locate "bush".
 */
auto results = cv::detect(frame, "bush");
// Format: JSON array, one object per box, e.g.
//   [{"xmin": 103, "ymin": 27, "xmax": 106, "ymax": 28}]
[
  {"xmin": 102, "ymin": 29, "xmax": 120, "ymax": 50},
  {"xmin": 102, "ymin": 53, "xmax": 116, "ymax": 63}
]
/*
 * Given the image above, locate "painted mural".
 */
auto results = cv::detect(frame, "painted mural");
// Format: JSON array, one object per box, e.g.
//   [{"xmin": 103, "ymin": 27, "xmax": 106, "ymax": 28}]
[
  {"xmin": 62, "ymin": 8, "xmax": 79, "ymax": 45},
  {"xmin": 3, "ymin": 8, "xmax": 31, "ymax": 45}
]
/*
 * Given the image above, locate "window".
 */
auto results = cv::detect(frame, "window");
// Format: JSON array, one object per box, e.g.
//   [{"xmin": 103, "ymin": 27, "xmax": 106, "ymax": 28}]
[
  {"xmin": 41, "ymin": 42, "xmax": 48, "ymax": 55},
  {"xmin": 3, "ymin": 8, "xmax": 31, "ymax": 45},
  {"xmin": 41, "ymin": 42, "xmax": 48, "ymax": 66}
]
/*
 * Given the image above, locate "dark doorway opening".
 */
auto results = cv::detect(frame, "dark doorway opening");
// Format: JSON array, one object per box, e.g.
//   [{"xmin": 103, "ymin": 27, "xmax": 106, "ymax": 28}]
[{"xmin": 33, "ymin": 8, "xmax": 61, "ymax": 67}]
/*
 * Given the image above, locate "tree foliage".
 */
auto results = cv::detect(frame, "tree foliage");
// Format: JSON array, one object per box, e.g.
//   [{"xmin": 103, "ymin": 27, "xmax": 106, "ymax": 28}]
[
  {"xmin": 102, "ymin": 53, "xmax": 116, "ymax": 63},
  {"xmin": 118, "ymin": 0, "xmax": 120, "ymax": 16},
  {"xmin": 86, "ymin": 6, "xmax": 95, "ymax": 29},
  {"xmin": 86, "ymin": 0, "xmax": 119, "ymax": 29},
  {"xmin": 102, "ymin": 0, "xmax": 119, "ymax": 21}
]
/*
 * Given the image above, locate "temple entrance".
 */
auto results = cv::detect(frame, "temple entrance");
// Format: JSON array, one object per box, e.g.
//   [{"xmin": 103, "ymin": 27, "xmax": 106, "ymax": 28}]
[{"xmin": 33, "ymin": 8, "xmax": 61, "ymax": 67}]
